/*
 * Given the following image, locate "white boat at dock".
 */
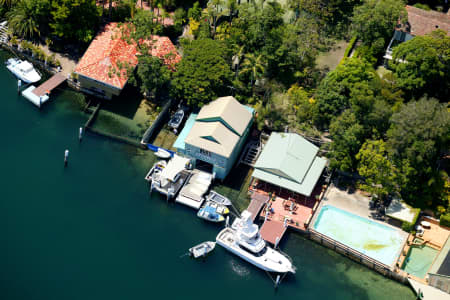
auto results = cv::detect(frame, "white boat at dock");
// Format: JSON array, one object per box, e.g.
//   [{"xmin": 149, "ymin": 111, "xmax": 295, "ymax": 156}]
[
  {"xmin": 154, "ymin": 148, "xmax": 171, "ymax": 159},
  {"xmin": 149, "ymin": 155, "xmax": 191, "ymax": 200},
  {"xmin": 175, "ymin": 170, "xmax": 212, "ymax": 209},
  {"xmin": 216, "ymin": 210, "xmax": 295, "ymax": 274},
  {"xmin": 206, "ymin": 190, "xmax": 232, "ymax": 206},
  {"xmin": 189, "ymin": 241, "xmax": 216, "ymax": 258},
  {"xmin": 6, "ymin": 58, "xmax": 41, "ymax": 83},
  {"xmin": 144, "ymin": 160, "xmax": 167, "ymax": 182}
]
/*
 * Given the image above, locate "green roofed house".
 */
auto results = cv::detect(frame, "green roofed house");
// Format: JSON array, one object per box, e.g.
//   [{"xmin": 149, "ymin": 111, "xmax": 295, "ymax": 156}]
[
  {"xmin": 173, "ymin": 96, "xmax": 254, "ymax": 180},
  {"xmin": 253, "ymin": 132, "xmax": 328, "ymax": 197}
]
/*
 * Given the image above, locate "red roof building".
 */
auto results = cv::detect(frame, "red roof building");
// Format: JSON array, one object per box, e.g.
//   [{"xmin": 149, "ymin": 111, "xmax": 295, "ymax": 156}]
[
  {"xmin": 405, "ymin": 5, "xmax": 450, "ymax": 36},
  {"xmin": 74, "ymin": 23, "xmax": 180, "ymax": 99}
]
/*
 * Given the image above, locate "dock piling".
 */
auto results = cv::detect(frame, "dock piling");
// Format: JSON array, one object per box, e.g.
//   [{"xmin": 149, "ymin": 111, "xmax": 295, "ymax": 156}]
[
  {"xmin": 17, "ymin": 79, "xmax": 21, "ymax": 93},
  {"xmin": 79, "ymin": 127, "xmax": 83, "ymax": 142},
  {"xmin": 64, "ymin": 149, "xmax": 69, "ymax": 167}
]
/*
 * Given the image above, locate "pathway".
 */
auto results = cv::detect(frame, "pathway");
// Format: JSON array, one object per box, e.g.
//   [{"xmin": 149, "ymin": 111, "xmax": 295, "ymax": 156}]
[
  {"xmin": 39, "ymin": 44, "xmax": 77, "ymax": 77},
  {"xmin": 247, "ymin": 192, "xmax": 269, "ymax": 222}
]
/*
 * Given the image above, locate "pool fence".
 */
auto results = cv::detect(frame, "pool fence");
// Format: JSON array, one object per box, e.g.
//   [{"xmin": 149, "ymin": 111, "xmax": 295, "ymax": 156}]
[{"xmin": 307, "ymin": 228, "xmax": 408, "ymax": 283}]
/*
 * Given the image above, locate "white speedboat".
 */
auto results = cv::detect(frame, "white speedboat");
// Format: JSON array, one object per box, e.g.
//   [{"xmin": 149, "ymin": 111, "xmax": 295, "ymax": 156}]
[
  {"xmin": 189, "ymin": 241, "xmax": 216, "ymax": 258},
  {"xmin": 6, "ymin": 58, "xmax": 41, "ymax": 83},
  {"xmin": 206, "ymin": 190, "xmax": 232, "ymax": 206},
  {"xmin": 216, "ymin": 210, "xmax": 295, "ymax": 274},
  {"xmin": 154, "ymin": 148, "xmax": 171, "ymax": 159},
  {"xmin": 144, "ymin": 160, "xmax": 167, "ymax": 182}
]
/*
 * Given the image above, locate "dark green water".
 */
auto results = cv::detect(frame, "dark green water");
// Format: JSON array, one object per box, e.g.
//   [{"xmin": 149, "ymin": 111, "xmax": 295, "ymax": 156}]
[{"xmin": 0, "ymin": 51, "xmax": 414, "ymax": 300}]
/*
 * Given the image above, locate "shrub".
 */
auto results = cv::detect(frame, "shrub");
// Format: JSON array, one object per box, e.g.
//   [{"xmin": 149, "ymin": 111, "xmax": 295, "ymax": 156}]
[
  {"xmin": 440, "ymin": 214, "xmax": 450, "ymax": 228},
  {"xmin": 401, "ymin": 208, "xmax": 421, "ymax": 233},
  {"xmin": 413, "ymin": 3, "xmax": 431, "ymax": 11},
  {"xmin": 343, "ymin": 36, "xmax": 357, "ymax": 58}
]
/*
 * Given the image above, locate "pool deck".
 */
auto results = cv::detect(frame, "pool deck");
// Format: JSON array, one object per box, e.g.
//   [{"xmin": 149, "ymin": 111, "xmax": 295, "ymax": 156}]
[{"xmin": 396, "ymin": 216, "xmax": 450, "ymax": 283}]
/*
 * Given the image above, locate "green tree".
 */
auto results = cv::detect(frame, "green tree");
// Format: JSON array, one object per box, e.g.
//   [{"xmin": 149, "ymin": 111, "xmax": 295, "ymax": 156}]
[
  {"xmin": 390, "ymin": 30, "xmax": 450, "ymax": 100},
  {"xmin": 387, "ymin": 97, "xmax": 450, "ymax": 207},
  {"xmin": 287, "ymin": 84, "xmax": 314, "ymax": 124},
  {"xmin": 134, "ymin": 54, "xmax": 171, "ymax": 98},
  {"xmin": 356, "ymin": 140, "xmax": 399, "ymax": 200},
  {"xmin": 328, "ymin": 110, "xmax": 365, "ymax": 172},
  {"xmin": 6, "ymin": 0, "xmax": 49, "ymax": 39},
  {"xmin": 171, "ymin": 38, "xmax": 233, "ymax": 108},
  {"xmin": 352, "ymin": 0, "xmax": 406, "ymax": 57},
  {"xmin": 239, "ymin": 53, "xmax": 265, "ymax": 87},
  {"xmin": 313, "ymin": 57, "xmax": 375, "ymax": 128},
  {"xmin": 50, "ymin": 0, "xmax": 101, "ymax": 43}
]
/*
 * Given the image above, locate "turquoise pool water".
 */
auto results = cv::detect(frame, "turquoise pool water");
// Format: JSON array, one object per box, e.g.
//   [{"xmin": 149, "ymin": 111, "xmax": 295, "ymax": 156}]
[
  {"xmin": 402, "ymin": 240, "xmax": 439, "ymax": 278},
  {"xmin": 313, "ymin": 205, "xmax": 406, "ymax": 267}
]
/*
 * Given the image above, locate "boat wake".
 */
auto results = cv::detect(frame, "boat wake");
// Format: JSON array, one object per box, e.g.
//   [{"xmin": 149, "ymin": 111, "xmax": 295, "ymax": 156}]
[{"xmin": 230, "ymin": 259, "xmax": 251, "ymax": 277}]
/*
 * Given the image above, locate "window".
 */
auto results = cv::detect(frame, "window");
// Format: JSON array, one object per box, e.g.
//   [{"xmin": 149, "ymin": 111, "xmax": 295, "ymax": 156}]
[{"xmin": 200, "ymin": 149, "xmax": 211, "ymax": 157}]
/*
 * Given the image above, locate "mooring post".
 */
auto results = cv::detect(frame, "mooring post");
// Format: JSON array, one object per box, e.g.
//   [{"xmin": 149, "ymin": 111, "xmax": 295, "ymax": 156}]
[
  {"xmin": 39, "ymin": 96, "xmax": 42, "ymax": 108},
  {"xmin": 275, "ymin": 275, "xmax": 281, "ymax": 289},
  {"xmin": 17, "ymin": 79, "xmax": 21, "ymax": 94},
  {"xmin": 64, "ymin": 149, "xmax": 69, "ymax": 167},
  {"xmin": 79, "ymin": 127, "xmax": 83, "ymax": 142},
  {"xmin": 275, "ymin": 236, "xmax": 280, "ymax": 249}
]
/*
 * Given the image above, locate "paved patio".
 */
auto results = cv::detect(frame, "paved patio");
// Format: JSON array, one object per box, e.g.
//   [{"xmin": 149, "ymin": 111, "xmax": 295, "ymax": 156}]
[{"xmin": 322, "ymin": 184, "xmax": 372, "ymax": 218}]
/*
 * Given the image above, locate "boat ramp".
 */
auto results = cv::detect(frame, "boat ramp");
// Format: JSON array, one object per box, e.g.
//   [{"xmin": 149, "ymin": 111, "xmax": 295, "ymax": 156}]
[{"xmin": 22, "ymin": 72, "xmax": 66, "ymax": 107}]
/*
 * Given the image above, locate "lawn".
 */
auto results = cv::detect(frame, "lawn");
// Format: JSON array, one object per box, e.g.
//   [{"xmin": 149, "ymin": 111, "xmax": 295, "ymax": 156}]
[{"xmin": 316, "ymin": 40, "xmax": 349, "ymax": 72}]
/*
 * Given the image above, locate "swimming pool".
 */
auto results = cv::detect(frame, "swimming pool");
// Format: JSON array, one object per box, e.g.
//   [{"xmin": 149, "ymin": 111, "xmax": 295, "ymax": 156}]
[
  {"xmin": 313, "ymin": 205, "xmax": 406, "ymax": 267},
  {"xmin": 402, "ymin": 239, "xmax": 439, "ymax": 278}
]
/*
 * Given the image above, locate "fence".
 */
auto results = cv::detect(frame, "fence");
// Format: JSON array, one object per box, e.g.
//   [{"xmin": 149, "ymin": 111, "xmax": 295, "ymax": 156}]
[
  {"xmin": 308, "ymin": 229, "xmax": 408, "ymax": 283},
  {"xmin": 428, "ymin": 273, "xmax": 450, "ymax": 294},
  {"xmin": 140, "ymin": 98, "xmax": 172, "ymax": 144}
]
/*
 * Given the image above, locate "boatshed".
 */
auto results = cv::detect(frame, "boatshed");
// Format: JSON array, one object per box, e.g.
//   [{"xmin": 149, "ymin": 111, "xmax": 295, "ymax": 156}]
[{"xmin": 174, "ymin": 96, "xmax": 254, "ymax": 180}]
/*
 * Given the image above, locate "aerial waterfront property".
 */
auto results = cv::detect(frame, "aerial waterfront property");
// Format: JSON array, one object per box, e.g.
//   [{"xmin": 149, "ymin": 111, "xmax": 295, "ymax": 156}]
[
  {"xmin": 1, "ymin": 0, "xmax": 449, "ymax": 298},
  {"xmin": 174, "ymin": 96, "xmax": 254, "ymax": 180}
]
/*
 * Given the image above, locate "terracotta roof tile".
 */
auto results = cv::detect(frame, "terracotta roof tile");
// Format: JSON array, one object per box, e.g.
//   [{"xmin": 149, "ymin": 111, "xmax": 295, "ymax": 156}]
[
  {"xmin": 405, "ymin": 5, "xmax": 450, "ymax": 36},
  {"xmin": 75, "ymin": 23, "xmax": 180, "ymax": 89}
]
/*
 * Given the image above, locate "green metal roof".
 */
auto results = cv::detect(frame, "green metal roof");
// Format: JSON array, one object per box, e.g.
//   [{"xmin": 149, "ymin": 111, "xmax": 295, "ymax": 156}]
[{"xmin": 253, "ymin": 132, "xmax": 327, "ymax": 196}]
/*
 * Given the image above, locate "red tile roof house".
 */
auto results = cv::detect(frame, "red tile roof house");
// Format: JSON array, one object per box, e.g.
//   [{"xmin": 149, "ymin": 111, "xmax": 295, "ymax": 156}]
[
  {"xmin": 384, "ymin": 5, "xmax": 450, "ymax": 60},
  {"xmin": 74, "ymin": 22, "xmax": 180, "ymax": 100}
]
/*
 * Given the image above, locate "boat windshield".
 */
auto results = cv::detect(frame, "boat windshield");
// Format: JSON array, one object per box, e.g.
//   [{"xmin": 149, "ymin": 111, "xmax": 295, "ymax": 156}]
[{"xmin": 238, "ymin": 244, "xmax": 267, "ymax": 257}]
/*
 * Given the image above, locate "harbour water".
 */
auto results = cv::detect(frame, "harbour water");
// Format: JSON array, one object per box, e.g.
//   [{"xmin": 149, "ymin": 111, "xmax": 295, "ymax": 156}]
[{"xmin": 0, "ymin": 50, "xmax": 415, "ymax": 300}]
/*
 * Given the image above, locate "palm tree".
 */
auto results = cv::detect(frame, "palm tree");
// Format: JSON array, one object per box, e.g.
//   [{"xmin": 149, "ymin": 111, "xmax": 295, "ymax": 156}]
[
  {"xmin": 0, "ymin": 0, "xmax": 19, "ymax": 9},
  {"xmin": 232, "ymin": 45, "xmax": 245, "ymax": 78},
  {"xmin": 239, "ymin": 53, "xmax": 266, "ymax": 87},
  {"xmin": 6, "ymin": 0, "xmax": 40, "ymax": 39}
]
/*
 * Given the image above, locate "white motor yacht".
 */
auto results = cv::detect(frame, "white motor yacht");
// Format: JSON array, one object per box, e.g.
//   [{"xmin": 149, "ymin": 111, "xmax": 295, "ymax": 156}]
[
  {"xmin": 6, "ymin": 58, "xmax": 41, "ymax": 83},
  {"xmin": 216, "ymin": 210, "xmax": 295, "ymax": 274}
]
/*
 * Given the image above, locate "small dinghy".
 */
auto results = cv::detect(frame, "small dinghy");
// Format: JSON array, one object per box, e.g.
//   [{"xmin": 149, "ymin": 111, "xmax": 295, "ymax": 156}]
[
  {"xmin": 154, "ymin": 148, "xmax": 171, "ymax": 159},
  {"xmin": 197, "ymin": 205, "xmax": 225, "ymax": 223},
  {"xmin": 205, "ymin": 200, "xmax": 229, "ymax": 215},
  {"xmin": 189, "ymin": 241, "xmax": 216, "ymax": 258},
  {"xmin": 206, "ymin": 190, "xmax": 232, "ymax": 206}
]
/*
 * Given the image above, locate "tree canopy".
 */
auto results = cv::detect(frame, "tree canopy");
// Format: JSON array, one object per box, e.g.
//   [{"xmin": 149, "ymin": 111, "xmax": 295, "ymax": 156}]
[
  {"xmin": 171, "ymin": 38, "xmax": 232, "ymax": 107},
  {"xmin": 391, "ymin": 30, "xmax": 450, "ymax": 101}
]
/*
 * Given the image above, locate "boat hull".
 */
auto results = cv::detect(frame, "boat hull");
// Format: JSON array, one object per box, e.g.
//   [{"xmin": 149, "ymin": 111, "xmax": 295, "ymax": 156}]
[
  {"xmin": 6, "ymin": 59, "xmax": 41, "ymax": 84},
  {"xmin": 216, "ymin": 228, "xmax": 295, "ymax": 274}
]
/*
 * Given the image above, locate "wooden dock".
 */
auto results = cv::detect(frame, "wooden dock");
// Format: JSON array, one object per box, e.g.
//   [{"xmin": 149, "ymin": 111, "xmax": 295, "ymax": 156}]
[
  {"xmin": 247, "ymin": 192, "xmax": 270, "ymax": 222},
  {"xmin": 32, "ymin": 73, "xmax": 66, "ymax": 97},
  {"xmin": 260, "ymin": 220, "xmax": 287, "ymax": 245}
]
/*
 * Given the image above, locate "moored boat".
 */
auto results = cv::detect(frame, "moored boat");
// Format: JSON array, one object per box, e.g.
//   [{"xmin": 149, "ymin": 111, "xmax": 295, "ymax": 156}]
[
  {"xmin": 6, "ymin": 58, "xmax": 41, "ymax": 83},
  {"xmin": 168, "ymin": 109, "xmax": 185, "ymax": 130},
  {"xmin": 205, "ymin": 200, "xmax": 229, "ymax": 215},
  {"xmin": 216, "ymin": 210, "xmax": 295, "ymax": 274},
  {"xmin": 144, "ymin": 160, "xmax": 167, "ymax": 182},
  {"xmin": 197, "ymin": 204, "xmax": 225, "ymax": 223},
  {"xmin": 189, "ymin": 241, "xmax": 216, "ymax": 258},
  {"xmin": 206, "ymin": 190, "xmax": 232, "ymax": 206},
  {"xmin": 154, "ymin": 148, "xmax": 171, "ymax": 159}
]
